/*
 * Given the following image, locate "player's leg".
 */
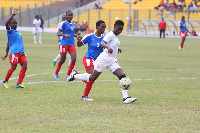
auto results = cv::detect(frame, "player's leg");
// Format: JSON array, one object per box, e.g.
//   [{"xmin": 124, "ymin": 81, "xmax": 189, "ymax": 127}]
[
  {"xmin": 38, "ymin": 28, "xmax": 42, "ymax": 44},
  {"xmin": 16, "ymin": 55, "xmax": 27, "ymax": 88},
  {"xmin": 82, "ymin": 57, "xmax": 95, "ymax": 100},
  {"xmin": 2, "ymin": 54, "xmax": 18, "ymax": 88},
  {"xmin": 160, "ymin": 30, "xmax": 162, "ymax": 38},
  {"xmin": 53, "ymin": 53, "xmax": 66, "ymax": 80},
  {"xmin": 54, "ymin": 45, "xmax": 67, "ymax": 80},
  {"xmin": 52, "ymin": 54, "xmax": 61, "ymax": 67},
  {"xmin": 66, "ymin": 45, "xmax": 76, "ymax": 77},
  {"xmin": 33, "ymin": 33, "xmax": 37, "ymax": 44},
  {"xmin": 110, "ymin": 60, "xmax": 137, "ymax": 104},
  {"xmin": 163, "ymin": 30, "xmax": 165, "ymax": 38}
]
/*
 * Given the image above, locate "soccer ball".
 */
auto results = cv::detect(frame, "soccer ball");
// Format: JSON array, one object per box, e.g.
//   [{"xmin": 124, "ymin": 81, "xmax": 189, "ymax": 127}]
[{"xmin": 119, "ymin": 77, "xmax": 132, "ymax": 90}]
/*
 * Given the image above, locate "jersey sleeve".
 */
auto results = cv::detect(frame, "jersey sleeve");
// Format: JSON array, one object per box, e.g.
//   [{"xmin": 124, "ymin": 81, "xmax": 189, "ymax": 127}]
[
  {"xmin": 179, "ymin": 21, "xmax": 183, "ymax": 27},
  {"xmin": 103, "ymin": 32, "xmax": 114, "ymax": 43},
  {"xmin": 33, "ymin": 19, "xmax": 36, "ymax": 25},
  {"xmin": 7, "ymin": 27, "xmax": 13, "ymax": 34},
  {"xmin": 61, "ymin": 22, "xmax": 65, "ymax": 30},
  {"xmin": 81, "ymin": 34, "xmax": 91, "ymax": 44}
]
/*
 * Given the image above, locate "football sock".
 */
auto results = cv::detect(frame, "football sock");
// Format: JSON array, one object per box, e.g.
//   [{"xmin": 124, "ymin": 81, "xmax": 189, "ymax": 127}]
[
  {"xmin": 66, "ymin": 63, "xmax": 75, "ymax": 75},
  {"xmin": 74, "ymin": 73, "xmax": 90, "ymax": 81},
  {"xmin": 34, "ymin": 35, "xmax": 36, "ymax": 43},
  {"xmin": 54, "ymin": 62, "xmax": 62, "ymax": 75},
  {"xmin": 121, "ymin": 88, "xmax": 128, "ymax": 99},
  {"xmin": 39, "ymin": 33, "xmax": 42, "ymax": 42},
  {"xmin": 180, "ymin": 41, "xmax": 184, "ymax": 48},
  {"xmin": 17, "ymin": 66, "xmax": 27, "ymax": 84},
  {"xmin": 83, "ymin": 81, "xmax": 94, "ymax": 97},
  {"xmin": 54, "ymin": 54, "xmax": 61, "ymax": 62},
  {"xmin": 3, "ymin": 66, "xmax": 16, "ymax": 83},
  {"xmin": 68, "ymin": 54, "xmax": 72, "ymax": 67}
]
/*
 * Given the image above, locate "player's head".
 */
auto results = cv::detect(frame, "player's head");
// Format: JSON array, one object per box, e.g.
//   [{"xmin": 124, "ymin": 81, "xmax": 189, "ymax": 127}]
[
  {"xmin": 10, "ymin": 18, "xmax": 17, "ymax": 29},
  {"xmin": 35, "ymin": 15, "xmax": 39, "ymax": 20},
  {"xmin": 62, "ymin": 15, "xmax": 66, "ymax": 21},
  {"xmin": 181, "ymin": 16, "xmax": 185, "ymax": 21},
  {"xmin": 96, "ymin": 20, "xmax": 106, "ymax": 34},
  {"xmin": 66, "ymin": 11, "xmax": 73, "ymax": 22},
  {"xmin": 162, "ymin": 17, "xmax": 164, "ymax": 20},
  {"xmin": 113, "ymin": 20, "xmax": 124, "ymax": 36}
]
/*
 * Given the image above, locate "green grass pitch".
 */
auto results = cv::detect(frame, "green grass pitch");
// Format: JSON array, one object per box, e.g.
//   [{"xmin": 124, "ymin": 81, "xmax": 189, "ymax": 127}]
[{"xmin": 0, "ymin": 31, "xmax": 200, "ymax": 132}]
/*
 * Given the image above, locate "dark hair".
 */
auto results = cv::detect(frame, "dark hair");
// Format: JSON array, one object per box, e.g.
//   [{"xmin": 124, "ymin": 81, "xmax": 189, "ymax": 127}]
[
  {"xmin": 114, "ymin": 20, "xmax": 124, "ymax": 27},
  {"xmin": 96, "ymin": 20, "xmax": 105, "ymax": 26},
  {"xmin": 66, "ymin": 10, "xmax": 72, "ymax": 15},
  {"xmin": 35, "ymin": 15, "xmax": 39, "ymax": 18}
]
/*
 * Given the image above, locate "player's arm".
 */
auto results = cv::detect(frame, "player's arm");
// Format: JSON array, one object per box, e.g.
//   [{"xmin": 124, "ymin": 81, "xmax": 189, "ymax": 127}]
[
  {"xmin": 186, "ymin": 28, "xmax": 191, "ymax": 34},
  {"xmin": 77, "ymin": 36, "xmax": 84, "ymax": 47},
  {"xmin": 74, "ymin": 31, "xmax": 81, "ymax": 38},
  {"xmin": 57, "ymin": 29, "xmax": 70, "ymax": 38},
  {"xmin": 100, "ymin": 40, "xmax": 113, "ymax": 54},
  {"xmin": 1, "ymin": 42, "xmax": 9, "ymax": 60},
  {"xmin": 5, "ymin": 8, "xmax": 18, "ymax": 30}
]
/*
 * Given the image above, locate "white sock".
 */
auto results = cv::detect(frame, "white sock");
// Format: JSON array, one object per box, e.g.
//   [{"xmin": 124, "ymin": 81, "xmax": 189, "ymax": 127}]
[
  {"xmin": 68, "ymin": 54, "xmax": 71, "ymax": 67},
  {"xmin": 74, "ymin": 73, "xmax": 90, "ymax": 81},
  {"xmin": 39, "ymin": 33, "xmax": 42, "ymax": 42},
  {"xmin": 34, "ymin": 35, "xmax": 36, "ymax": 42},
  {"xmin": 54, "ymin": 54, "xmax": 61, "ymax": 62},
  {"xmin": 121, "ymin": 88, "xmax": 128, "ymax": 99}
]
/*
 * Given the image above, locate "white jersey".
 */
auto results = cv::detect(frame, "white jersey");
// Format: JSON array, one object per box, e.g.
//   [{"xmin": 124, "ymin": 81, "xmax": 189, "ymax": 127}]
[
  {"xmin": 33, "ymin": 19, "xmax": 41, "ymax": 28},
  {"xmin": 103, "ymin": 31, "xmax": 120, "ymax": 59},
  {"xmin": 57, "ymin": 21, "xmax": 65, "ymax": 40}
]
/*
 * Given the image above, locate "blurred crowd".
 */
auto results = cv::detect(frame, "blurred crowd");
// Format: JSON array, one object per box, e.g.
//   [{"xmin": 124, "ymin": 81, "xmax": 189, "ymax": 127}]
[
  {"xmin": 74, "ymin": 21, "xmax": 89, "ymax": 34},
  {"xmin": 156, "ymin": 0, "xmax": 200, "ymax": 14}
]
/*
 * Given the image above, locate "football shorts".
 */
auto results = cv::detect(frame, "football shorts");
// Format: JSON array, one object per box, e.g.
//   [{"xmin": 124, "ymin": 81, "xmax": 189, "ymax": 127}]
[
  {"xmin": 180, "ymin": 31, "xmax": 187, "ymax": 38},
  {"xmin": 9, "ymin": 53, "xmax": 27, "ymax": 64},
  {"xmin": 83, "ymin": 56, "xmax": 94, "ymax": 71},
  {"xmin": 59, "ymin": 45, "xmax": 76, "ymax": 54},
  {"xmin": 33, "ymin": 27, "xmax": 42, "ymax": 34},
  {"xmin": 94, "ymin": 52, "xmax": 121, "ymax": 73}
]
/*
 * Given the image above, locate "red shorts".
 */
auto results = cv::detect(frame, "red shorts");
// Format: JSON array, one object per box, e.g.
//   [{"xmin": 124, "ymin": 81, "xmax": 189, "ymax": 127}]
[
  {"xmin": 180, "ymin": 31, "xmax": 187, "ymax": 38},
  {"xmin": 9, "ymin": 53, "xmax": 27, "ymax": 64},
  {"xmin": 83, "ymin": 56, "xmax": 94, "ymax": 71},
  {"xmin": 59, "ymin": 45, "xmax": 76, "ymax": 54}
]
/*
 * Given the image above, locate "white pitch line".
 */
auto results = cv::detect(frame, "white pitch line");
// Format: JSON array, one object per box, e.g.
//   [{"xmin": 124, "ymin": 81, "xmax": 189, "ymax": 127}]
[
  {"xmin": 5, "ymin": 77, "xmax": 199, "ymax": 85},
  {"xmin": 0, "ymin": 69, "xmax": 199, "ymax": 83}
]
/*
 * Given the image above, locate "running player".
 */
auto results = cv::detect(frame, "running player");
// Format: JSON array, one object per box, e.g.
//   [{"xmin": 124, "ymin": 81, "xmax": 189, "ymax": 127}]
[
  {"xmin": 76, "ymin": 20, "xmax": 106, "ymax": 101},
  {"xmin": 179, "ymin": 16, "xmax": 191, "ymax": 50},
  {"xmin": 51, "ymin": 15, "xmax": 73, "ymax": 68},
  {"xmin": 53, "ymin": 11, "xmax": 79, "ymax": 80},
  {"xmin": 67, "ymin": 20, "xmax": 137, "ymax": 104},
  {"xmin": 1, "ymin": 8, "xmax": 27, "ymax": 88},
  {"xmin": 33, "ymin": 15, "xmax": 42, "ymax": 44}
]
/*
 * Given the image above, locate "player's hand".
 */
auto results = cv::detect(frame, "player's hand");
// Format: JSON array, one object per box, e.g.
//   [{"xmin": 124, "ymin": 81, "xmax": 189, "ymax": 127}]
[
  {"xmin": 76, "ymin": 31, "xmax": 81, "ymax": 36},
  {"xmin": 77, "ymin": 35, "xmax": 83, "ymax": 41},
  {"xmin": 118, "ymin": 48, "xmax": 122, "ymax": 53},
  {"xmin": 65, "ymin": 34, "xmax": 70, "ymax": 38},
  {"xmin": 12, "ymin": 8, "xmax": 19, "ymax": 15},
  {"xmin": 1, "ymin": 54, "xmax": 8, "ymax": 61},
  {"xmin": 108, "ymin": 47, "xmax": 113, "ymax": 54}
]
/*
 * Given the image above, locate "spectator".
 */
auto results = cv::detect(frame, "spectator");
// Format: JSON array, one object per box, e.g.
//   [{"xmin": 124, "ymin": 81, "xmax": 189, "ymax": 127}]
[
  {"xmin": 159, "ymin": 17, "xmax": 166, "ymax": 38},
  {"xmin": 165, "ymin": 0, "xmax": 171, "ymax": 10},
  {"xmin": 188, "ymin": 2, "xmax": 197, "ymax": 12},
  {"xmin": 94, "ymin": 3, "xmax": 99, "ymax": 9},
  {"xmin": 85, "ymin": 22, "xmax": 89, "ymax": 30},
  {"xmin": 177, "ymin": 0, "xmax": 183, "ymax": 10},
  {"xmin": 160, "ymin": 0, "xmax": 165, "ymax": 7}
]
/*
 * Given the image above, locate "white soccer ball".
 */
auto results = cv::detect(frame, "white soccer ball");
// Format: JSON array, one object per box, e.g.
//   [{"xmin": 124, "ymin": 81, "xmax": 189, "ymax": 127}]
[{"xmin": 119, "ymin": 77, "xmax": 132, "ymax": 90}]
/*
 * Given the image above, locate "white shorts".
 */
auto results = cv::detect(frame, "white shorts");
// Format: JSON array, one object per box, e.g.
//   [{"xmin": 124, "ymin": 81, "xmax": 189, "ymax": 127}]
[
  {"xmin": 94, "ymin": 52, "xmax": 121, "ymax": 73},
  {"xmin": 33, "ymin": 27, "xmax": 42, "ymax": 34}
]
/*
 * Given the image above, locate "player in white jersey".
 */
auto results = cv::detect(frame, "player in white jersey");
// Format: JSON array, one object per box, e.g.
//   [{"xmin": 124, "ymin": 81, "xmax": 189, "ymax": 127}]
[
  {"xmin": 51, "ymin": 15, "xmax": 74, "ymax": 68},
  {"xmin": 33, "ymin": 15, "xmax": 42, "ymax": 44},
  {"xmin": 67, "ymin": 20, "xmax": 137, "ymax": 104}
]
